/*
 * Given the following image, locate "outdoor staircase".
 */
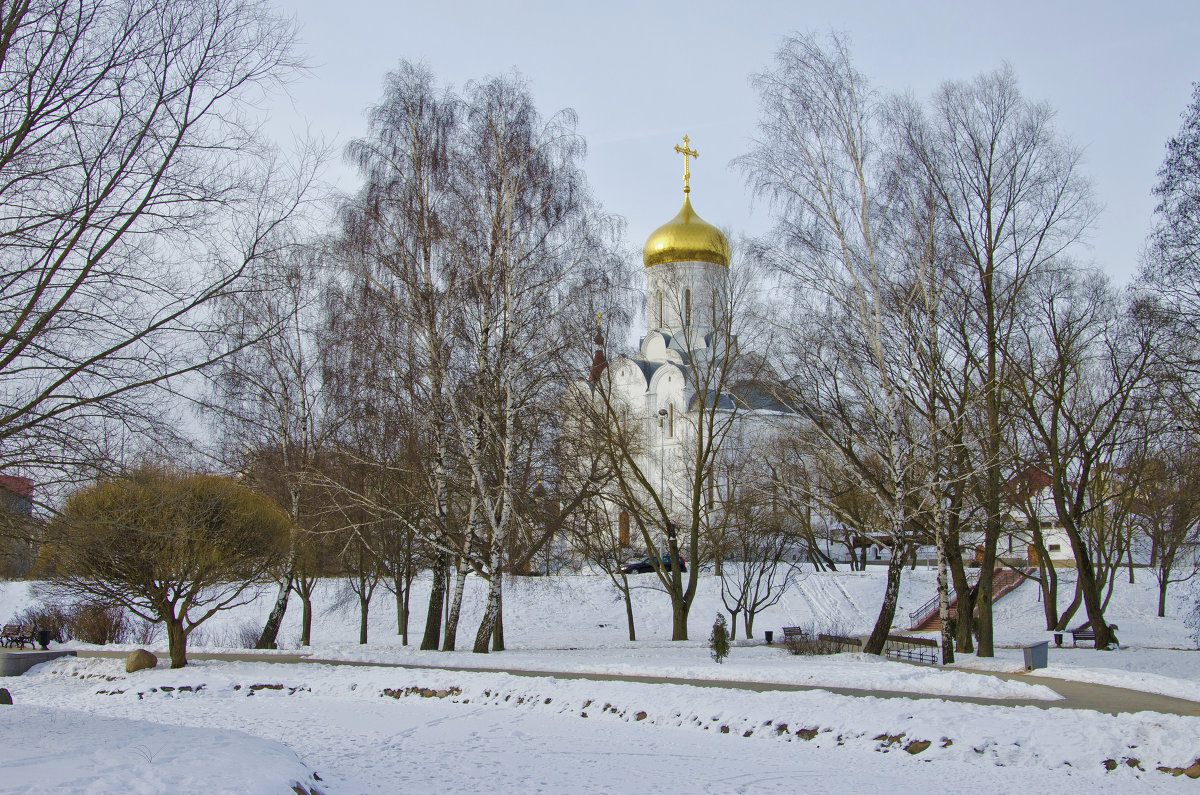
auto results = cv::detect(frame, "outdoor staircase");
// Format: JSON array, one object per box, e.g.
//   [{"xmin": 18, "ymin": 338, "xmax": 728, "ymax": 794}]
[{"xmin": 907, "ymin": 567, "xmax": 1029, "ymax": 633}]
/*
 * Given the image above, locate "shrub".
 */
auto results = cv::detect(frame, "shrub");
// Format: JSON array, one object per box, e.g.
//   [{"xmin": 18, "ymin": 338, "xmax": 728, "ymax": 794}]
[
  {"xmin": 69, "ymin": 603, "xmax": 130, "ymax": 645},
  {"xmin": 231, "ymin": 620, "xmax": 262, "ymax": 649},
  {"xmin": 129, "ymin": 620, "xmax": 159, "ymax": 646},
  {"xmin": 10, "ymin": 602, "xmax": 71, "ymax": 643},
  {"xmin": 11, "ymin": 599, "xmax": 129, "ymax": 644},
  {"xmin": 709, "ymin": 612, "xmax": 730, "ymax": 663}
]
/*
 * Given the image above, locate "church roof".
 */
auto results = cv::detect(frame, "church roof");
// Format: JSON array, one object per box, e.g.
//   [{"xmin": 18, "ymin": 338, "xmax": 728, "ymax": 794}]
[
  {"xmin": 642, "ymin": 137, "xmax": 730, "ymax": 268},
  {"xmin": 643, "ymin": 194, "xmax": 731, "ymax": 268},
  {"xmin": 683, "ymin": 379, "xmax": 803, "ymax": 414}
]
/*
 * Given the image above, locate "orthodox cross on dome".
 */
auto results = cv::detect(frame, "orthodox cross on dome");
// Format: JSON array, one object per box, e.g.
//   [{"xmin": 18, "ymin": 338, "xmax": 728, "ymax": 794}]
[{"xmin": 674, "ymin": 135, "xmax": 698, "ymax": 193}]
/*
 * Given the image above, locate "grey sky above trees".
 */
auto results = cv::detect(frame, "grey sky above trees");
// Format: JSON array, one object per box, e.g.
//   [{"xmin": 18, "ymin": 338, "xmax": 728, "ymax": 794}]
[{"xmin": 270, "ymin": 0, "xmax": 1200, "ymax": 286}]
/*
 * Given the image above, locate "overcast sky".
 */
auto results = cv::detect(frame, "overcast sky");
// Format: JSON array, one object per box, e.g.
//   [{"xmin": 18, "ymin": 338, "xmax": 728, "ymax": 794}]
[{"xmin": 272, "ymin": 0, "xmax": 1200, "ymax": 284}]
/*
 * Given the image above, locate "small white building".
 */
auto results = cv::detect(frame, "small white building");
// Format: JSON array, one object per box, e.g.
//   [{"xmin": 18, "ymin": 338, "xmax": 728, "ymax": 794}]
[{"xmin": 1000, "ymin": 467, "xmax": 1078, "ymax": 568}]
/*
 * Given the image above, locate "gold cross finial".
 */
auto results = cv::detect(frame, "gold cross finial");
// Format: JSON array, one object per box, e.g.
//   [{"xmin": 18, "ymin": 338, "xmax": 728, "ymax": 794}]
[
  {"xmin": 595, "ymin": 311, "xmax": 603, "ymax": 327},
  {"xmin": 674, "ymin": 135, "xmax": 698, "ymax": 194}
]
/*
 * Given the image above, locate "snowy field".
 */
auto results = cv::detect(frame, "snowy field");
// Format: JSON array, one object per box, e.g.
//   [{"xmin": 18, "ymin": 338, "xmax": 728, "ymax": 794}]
[{"xmin": 2, "ymin": 567, "xmax": 1199, "ymax": 791}]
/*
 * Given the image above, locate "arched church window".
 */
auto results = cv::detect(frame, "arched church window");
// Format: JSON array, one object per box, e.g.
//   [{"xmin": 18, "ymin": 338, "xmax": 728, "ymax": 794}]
[
  {"xmin": 657, "ymin": 291, "xmax": 663, "ymax": 327},
  {"xmin": 668, "ymin": 403, "xmax": 674, "ymax": 437},
  {"xmin": 685, "ymin": 289, "xmax": 692, "ymax": 325}
]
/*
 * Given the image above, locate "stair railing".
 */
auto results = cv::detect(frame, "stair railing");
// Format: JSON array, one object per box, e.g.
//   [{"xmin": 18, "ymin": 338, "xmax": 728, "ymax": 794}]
[{"xmin": 908, "ymin": 594, "xmax": 941, "ymax": 630}]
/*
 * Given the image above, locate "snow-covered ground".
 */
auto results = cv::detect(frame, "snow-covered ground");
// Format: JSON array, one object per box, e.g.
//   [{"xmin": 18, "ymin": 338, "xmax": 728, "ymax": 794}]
[
  {"xmin": 6, "ymin": 655, "xmax": 1199, "ymax": 792},
  {"xmin": 0, "ymin": 703, "xmax": 322, "ymax": 794},
  {"xmin": 2, "ymin": 567, "xmax": 1199, "ymax": 791}
]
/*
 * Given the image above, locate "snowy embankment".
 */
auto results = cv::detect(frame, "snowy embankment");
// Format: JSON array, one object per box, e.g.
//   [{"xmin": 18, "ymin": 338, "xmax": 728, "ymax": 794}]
[{"xmin": 7, "ymin": 655, "xmax": 1200, "ymax": 791}]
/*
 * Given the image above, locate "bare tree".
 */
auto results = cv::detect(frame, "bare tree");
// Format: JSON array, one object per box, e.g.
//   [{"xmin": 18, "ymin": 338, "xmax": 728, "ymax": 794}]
[
  {"xmin": 570, "ymin": 494, "xmax": 642, "ymax": 641},
  {"xmin": 207, "ymin": 244, "xmax": 330, "ymax": 649},
  {"xmin": 717, "ymin": 471, "xmax": 802, "ymax": 640},
  {"xmin": 1008, "ymin": 267, "xmax": 1156, "ymax": 648},
  {"xmin": 0, "ymin": 0, "xmax": 317, "ymax": 485},
  {"xmin": 739, "ymin": 33, "xmax": 935, "ymax": 655},
  {"xmin": 1130, "ymin": 439, "xmax": 1200, "ymax": 617},
  {"xmin": 334, "ymin": 63, "xmax": 625, "ymax": 653},
  {"xmin": 1140, "ymin": 83, "xmax": 1200, "ymax": 430},
  {"xmin": 908, "ymin": 65, "xmax": 1097, "ymax": 656}
]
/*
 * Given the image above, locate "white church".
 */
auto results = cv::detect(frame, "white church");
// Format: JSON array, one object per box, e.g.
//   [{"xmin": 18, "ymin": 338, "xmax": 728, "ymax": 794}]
[{"xmin": 588, "ymin": 136, "xmax": 761, "ymax": 549}]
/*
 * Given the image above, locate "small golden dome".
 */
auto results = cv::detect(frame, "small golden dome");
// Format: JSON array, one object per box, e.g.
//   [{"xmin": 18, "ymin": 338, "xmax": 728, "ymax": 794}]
[{"xmin": 642, "ymin": 195, "xmax": 731, "ymax": 268}]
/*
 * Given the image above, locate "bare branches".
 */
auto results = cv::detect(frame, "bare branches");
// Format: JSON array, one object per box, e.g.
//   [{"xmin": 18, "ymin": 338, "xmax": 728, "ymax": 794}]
[{"xmin": 0, "ymin": 0, "xmax": 316, "ymax": 482}]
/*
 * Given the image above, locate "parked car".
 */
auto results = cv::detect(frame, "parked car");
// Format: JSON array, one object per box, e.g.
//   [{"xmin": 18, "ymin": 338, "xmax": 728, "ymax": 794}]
[{"xmin": 616, "ymin": 556, "xmax": 687, "ymax": 574}]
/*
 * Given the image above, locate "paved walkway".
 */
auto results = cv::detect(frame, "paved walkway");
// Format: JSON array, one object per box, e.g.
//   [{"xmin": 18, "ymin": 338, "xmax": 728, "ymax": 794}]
[{"xmin": 74, "ymin": 649, "xmax": 1200, "ymax": 718}]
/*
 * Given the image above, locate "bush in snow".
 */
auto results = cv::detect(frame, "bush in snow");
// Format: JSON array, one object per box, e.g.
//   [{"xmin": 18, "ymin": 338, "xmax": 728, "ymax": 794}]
[
  {"xmin": 11, "ymin": 597, "xmax": 129, "ymax": 644},
  {"xmin": 709, "ymin": 612, "xmax": 730, "ymax": 663}
]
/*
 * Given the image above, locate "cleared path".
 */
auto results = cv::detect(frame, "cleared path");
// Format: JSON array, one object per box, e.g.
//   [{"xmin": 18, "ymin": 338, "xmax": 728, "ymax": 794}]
[{"xmin": 73, "ymin": 648, "xmax": 1200, "ymax": 718}]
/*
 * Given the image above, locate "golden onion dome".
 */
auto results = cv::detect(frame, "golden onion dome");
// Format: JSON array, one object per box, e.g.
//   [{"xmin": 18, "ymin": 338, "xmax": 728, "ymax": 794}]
[{"xmin": 642, "ymin": 194, "xmax": 731, "ymax": 268}]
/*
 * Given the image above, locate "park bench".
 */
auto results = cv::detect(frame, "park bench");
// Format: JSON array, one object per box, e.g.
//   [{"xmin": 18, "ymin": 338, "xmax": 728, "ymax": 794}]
[
  {"xmin": 1, "ymin": 624, "xmax": 34, "ymax": 649},
  {"xmin": 781, "ymin": 626, "xmax": 810, "ymax": 643},
  {"xmin": 1071, "ymin": 627, "xmax": 1096, "ymax": 647},
  {"xmin": 883, "ymin": 634, "xmax": 939, "ymax": 665},
  {"xmin": 817, "ymin": 633, "xmax": 862, "ymax": 654}
]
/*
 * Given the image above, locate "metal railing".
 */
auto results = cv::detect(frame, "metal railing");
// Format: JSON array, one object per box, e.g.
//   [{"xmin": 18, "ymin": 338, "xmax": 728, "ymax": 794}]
[{"xmin": 908, "ymin": 594, "xmax": 940, "ymax": 630}]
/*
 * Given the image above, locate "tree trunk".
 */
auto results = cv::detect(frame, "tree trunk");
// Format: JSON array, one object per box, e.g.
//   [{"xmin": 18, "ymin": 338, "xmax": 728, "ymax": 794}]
[
  {"xmin": 622, "ymin": 581, "xmax": 637, "ymax": 641},
  {"xmin": 946, "ymin": 505, "xmax": 974, "ymax": 653},
  {"xmin": 1158, "ymin": 576, "xmax": 1168, "ymax": 618},
  {"xmin": 670, "ymin": 590, "xmax": 689, "ymax": 641},
  {"xmin": 976, "ymin": 533, "xmax": 997, "ymax": 657},
  {"xmin": 936, "ymin": 527, "xmax": 954, "ymax": 665},
  {"xmin": 301, "ymin": 595, "xmax": 312, "ymax": 647},
  {"xmin": 443, "ymin": 563, "xmax": 467, "ymax": 651},
  {"xmin": 359, "ymin": 591, "xmax": 369, "ymax": 645},
  {"xmin": 256, "ymin": 567, "xmax": 294, "ymax": 649},
  {"xmin": 864, "ymin": 551, "xmax": 906, "ymax": 655},
  {"xmin": 744, "ymin": 610, "xmax": 756, "ymax": 640},
  {"xmin": 1067, "ymin": 532, "xmax": 1112, "ymax": 648},
  {"xmin": 420, "ymin": 561, "xmax": 445, "ymax": 651},
  {"xmin": 1041, "ymin": 564, "xmax": 1060, "ymax": 631},
  {"xmin": 399, "ymin": 573, "xmax": 412, "ymax": 646},
  {"xmin": 473, "ymin": 568, "xmax": 502, "ymax": 654},
  {"xmin": 490, "ymin": 582, "xmax": 505, "ymax": 652},
  {"xmin": 400, "ymin": 588, "xmax": 410, "ymax": 638},
  {"xmin": 491, "ymin": 602, "xmax": 504, "ymax": 652},
  {"xmin": 1054, "ymin": 577, "xmax": 1083, "ymax": 631},
  {"xmin": 166, "ymin": 617, "xmax": 188, "ymax": 669}
]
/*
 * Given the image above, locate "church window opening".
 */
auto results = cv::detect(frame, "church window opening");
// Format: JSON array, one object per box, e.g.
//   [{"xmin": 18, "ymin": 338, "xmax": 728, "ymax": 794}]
[
  {"xmin": 668, "ymin": 403, "xmax": 674, "ymax": 437},
  {"xmin": 619, "ymin": 512, "xmax": 630, "ymax": 546},
  {"xmin": 712, "ymin": 288, "xmax": 718, "ymax": 326},
  {"xmin": 657, "ymin": 291, "xmax": 663, "ymax": 327},
  {"xmin": 685, "ymin": 289, "xmax": 692, "ymax": 325}
]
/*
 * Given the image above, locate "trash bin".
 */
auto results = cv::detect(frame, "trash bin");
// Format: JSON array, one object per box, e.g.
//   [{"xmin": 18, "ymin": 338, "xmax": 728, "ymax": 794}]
[
  {"xmin": 1023, "ymin": 640, "xmax": 1049, "ymax": 670},
  {"xmin": 764, "ymin": 630, "xmax": 774, "ymax": 645}
]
